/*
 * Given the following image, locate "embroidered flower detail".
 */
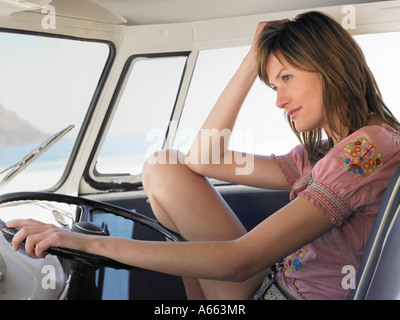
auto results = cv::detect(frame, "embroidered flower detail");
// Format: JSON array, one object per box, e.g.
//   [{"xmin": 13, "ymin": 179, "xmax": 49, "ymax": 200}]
[
  {"xmin": 284, "ymin": 245, "xmax": 309, "ymax": 276},
  {"xmin": 341, "ymin": 138, "xmax": 384, "ymax": 177}
]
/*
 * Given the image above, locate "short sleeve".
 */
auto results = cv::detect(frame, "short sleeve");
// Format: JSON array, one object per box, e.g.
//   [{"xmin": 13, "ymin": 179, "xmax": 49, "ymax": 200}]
[
  {"xmin": 298, "ymin": 125, "xmax": 400, "ymax": 226},
  {"xmin": 272, "ymin": 145, "xmax": 311, "ymax": 187}
]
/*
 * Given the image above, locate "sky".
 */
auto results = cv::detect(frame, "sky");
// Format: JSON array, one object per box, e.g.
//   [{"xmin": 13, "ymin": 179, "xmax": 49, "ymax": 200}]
[{"xmin": 0, "ymin": 33, "xmax": 110, "ymax": 138}]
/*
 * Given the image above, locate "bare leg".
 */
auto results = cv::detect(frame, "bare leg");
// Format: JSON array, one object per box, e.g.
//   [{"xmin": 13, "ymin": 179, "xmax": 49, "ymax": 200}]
[{"xmin": 142, "ymin": 150, "xmax": 266, "ymax": 300}]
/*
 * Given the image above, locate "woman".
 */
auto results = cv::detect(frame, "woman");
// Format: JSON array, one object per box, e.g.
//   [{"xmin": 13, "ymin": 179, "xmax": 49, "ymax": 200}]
[{"xmin": 8, "ymin": 11, "xmax": 400, "ymax": 300}]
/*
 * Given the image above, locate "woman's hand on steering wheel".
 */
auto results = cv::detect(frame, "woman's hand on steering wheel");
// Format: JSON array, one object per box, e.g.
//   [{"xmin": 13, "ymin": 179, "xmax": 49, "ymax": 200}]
[{"xmin": 7, "ymin": 219, "xmax": 91, "ymax": 259}]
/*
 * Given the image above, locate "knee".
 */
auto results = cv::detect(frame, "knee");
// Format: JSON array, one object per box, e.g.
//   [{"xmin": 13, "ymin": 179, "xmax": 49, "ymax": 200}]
[{"xmin": 142, "ymin": 149, "xmax": 187, "ymax": 192}]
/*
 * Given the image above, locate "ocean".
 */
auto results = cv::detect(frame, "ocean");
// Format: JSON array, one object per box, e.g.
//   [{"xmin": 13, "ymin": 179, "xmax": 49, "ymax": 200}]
[
  {"xmin": 0, "ymin": 134, "xmax": 151, "ymax": 192},
  {"xmin": 0, "ymin": 140, "xmax": 73, "ymax": 192}
]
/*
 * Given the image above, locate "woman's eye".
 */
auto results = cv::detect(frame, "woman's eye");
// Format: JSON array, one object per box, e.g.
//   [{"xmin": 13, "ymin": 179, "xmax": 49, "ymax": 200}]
[
  {"xmin": 269, "ymin": 76, "xmax": 291, "ymax": 91},
  {"xmin": 269, "ymin": 84, "xmax": 277, "ymax": 91}
]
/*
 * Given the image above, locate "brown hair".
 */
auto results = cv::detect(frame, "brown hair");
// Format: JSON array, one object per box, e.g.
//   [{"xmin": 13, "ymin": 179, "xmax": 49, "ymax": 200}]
[{"xmin": 257, "ymin": 11, "xmax": 400, "ymax": 163}]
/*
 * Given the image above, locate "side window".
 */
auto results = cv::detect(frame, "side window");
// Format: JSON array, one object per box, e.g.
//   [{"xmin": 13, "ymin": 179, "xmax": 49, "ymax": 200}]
[
  {"xmin": 95, "ymin": 55, "xmax": 188, "ymax": 176},
  {"xmin": 174, "ymin": 46, "xmax": 299, "ymax": 156},
  {"xmin": 354, "ymin": 32, "xmax": 400, "ymax": 119}
]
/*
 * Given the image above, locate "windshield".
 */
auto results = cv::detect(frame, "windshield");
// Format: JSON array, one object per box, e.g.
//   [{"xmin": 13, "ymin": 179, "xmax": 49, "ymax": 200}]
[{"xmin": 0, "ymin": 32, "xmax": 110, "ymax": 192}]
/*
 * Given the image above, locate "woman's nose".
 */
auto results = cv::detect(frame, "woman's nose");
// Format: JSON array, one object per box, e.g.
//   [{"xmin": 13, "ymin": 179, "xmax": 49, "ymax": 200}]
[{"xmin": 275, "ymin": 88, "xmax": 289, "ymax": 109}]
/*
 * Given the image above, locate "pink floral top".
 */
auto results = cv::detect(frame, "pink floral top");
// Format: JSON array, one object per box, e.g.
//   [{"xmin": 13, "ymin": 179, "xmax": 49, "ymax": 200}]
[{"xmin": 272, "ymin": 124, "xmax": 400, "ymax": 299}]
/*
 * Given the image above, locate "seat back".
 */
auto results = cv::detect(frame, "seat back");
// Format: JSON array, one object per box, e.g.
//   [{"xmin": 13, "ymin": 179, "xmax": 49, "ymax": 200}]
[{"xmin": 352, "ymin": 166, "xmax": 400, "ymax": 299}]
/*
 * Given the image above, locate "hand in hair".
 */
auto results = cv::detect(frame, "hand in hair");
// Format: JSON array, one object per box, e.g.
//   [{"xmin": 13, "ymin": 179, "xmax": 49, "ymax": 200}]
[{"xmin": 249, "ymin": 19, "xmax": 289, "ymax": 60}]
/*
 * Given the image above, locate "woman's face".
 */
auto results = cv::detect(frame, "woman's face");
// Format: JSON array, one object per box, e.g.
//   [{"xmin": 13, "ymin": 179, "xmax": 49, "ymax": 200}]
[{"xmin": 266, "ymin": 53, "xmax": 325, "ymax": 133}]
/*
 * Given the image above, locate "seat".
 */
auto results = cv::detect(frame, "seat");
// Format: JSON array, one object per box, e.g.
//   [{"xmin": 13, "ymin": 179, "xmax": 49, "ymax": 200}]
[{"xmin": 352, "ymin": 166, "xmax": 400, "ymax": 299}]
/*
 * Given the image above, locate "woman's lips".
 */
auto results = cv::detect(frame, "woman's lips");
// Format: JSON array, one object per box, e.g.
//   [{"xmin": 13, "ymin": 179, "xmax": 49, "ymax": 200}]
[{"xmin": 288, "ymin": 107, "xmax": 301, "ymax": 119}]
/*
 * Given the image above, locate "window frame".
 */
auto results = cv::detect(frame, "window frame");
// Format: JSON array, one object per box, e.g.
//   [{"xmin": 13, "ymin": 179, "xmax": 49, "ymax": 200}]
[
  {"xmin": 0, "ymin": 27, "xmax": 115, "ymax": 192},
  {"xmin": 85, "ymin": 51, "xmax": 192, "ymax": 192}
]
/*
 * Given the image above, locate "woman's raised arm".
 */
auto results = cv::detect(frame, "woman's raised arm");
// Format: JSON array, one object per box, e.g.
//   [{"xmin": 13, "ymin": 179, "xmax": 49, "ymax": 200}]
[{"xmin": 185, "ymin": 22, "xmax": 290, "ymax": 190}]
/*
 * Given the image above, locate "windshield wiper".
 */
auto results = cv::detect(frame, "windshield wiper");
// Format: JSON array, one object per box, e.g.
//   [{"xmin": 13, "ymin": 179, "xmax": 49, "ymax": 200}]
[{"xmin": 0, "ymin": 124, "xmax": 74, "ymax": 189}]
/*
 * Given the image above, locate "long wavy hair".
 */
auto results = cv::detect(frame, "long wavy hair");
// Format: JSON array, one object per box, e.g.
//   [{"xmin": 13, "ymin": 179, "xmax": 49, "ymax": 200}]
[{"xmin": 257, "ymin": 11, "xmax": 400, "ymax": 163}]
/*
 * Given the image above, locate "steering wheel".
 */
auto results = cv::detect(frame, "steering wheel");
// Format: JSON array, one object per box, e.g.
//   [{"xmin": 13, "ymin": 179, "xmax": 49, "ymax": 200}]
[{"xmin": 0, "ymin": 191, "xmax": 182, "ymax": 271}]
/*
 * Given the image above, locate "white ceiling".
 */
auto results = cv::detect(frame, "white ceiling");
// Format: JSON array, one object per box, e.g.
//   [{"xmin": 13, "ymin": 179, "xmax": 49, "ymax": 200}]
[
  {"xmin": 95, "ymin": 0, "xmax": 392, "ymax": 25},
  {"xmin": 35, "ymin": 0, "xmax": 395, "ymax": 26}
]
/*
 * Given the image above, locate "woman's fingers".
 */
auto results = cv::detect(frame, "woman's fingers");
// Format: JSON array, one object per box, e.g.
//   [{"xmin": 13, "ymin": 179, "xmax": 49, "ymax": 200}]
[
  {"xmin": 7, "ymin": 218, "xmax": 46, "ymax": 228},
  {"xmin": 7, "ymin": 219, "xmax": 90, "ymax": 258},
  {"xmin": 249, "ymin": 19, "xmax": 290, "ymax": 58},
  {"xmin": 12, "ymin": 224, "xmax": 57, "ymax": 258},
  {"xmin": 7, "ymin": 219, "xmax": 60, "ymax": 258}
]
